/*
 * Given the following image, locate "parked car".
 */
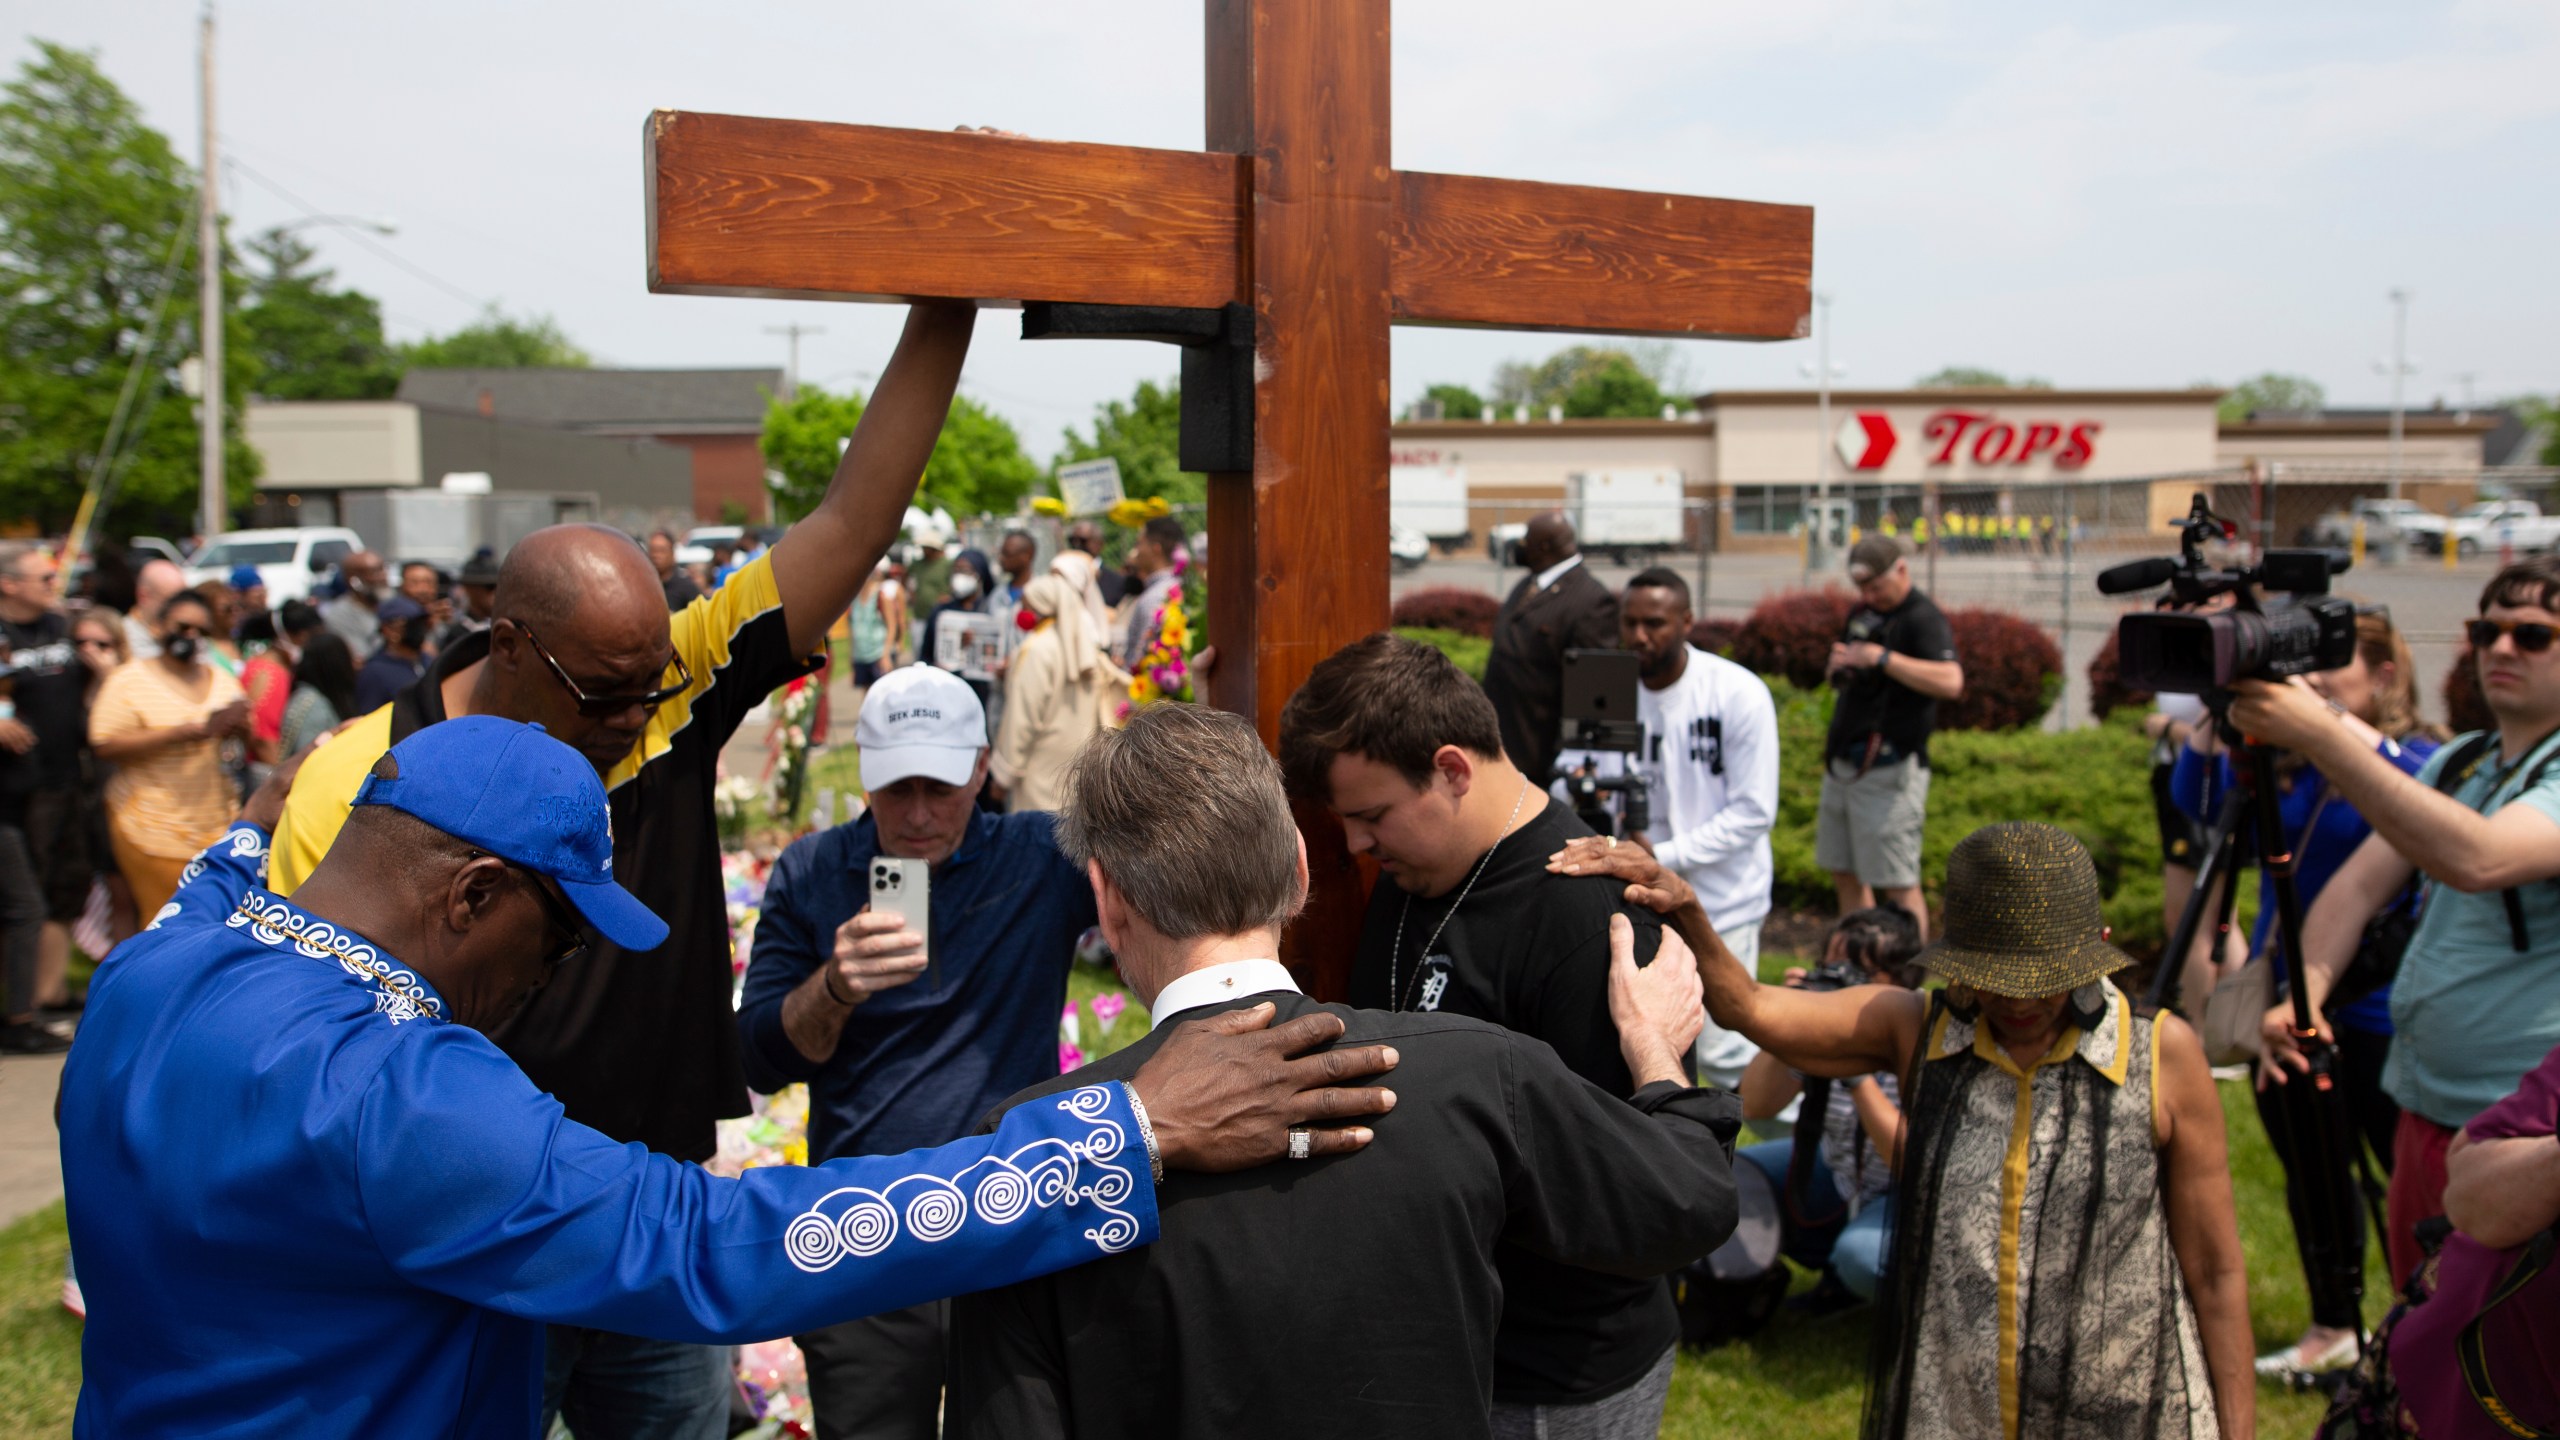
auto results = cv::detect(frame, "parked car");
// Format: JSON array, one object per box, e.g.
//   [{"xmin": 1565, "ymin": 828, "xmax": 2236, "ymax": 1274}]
[
  {"xmin": 1487, "ymin": 521, "xmax": 1527, "ymax": 566},
  {"xmin": 2443, "ymin": 500, "xmax": 2560, "ymax": 558},
  {"xmin": 183, "ymin": 527, "xmax": 366, "ymax": 606},
  {"xmin": 1390, "ymin": 522, "xmax": 1431, "ymax": 572},
  {"xmin": 126, "ymin": 535, "xmax": 193, "ymax": 568},
  {"xmin": 2306, "ymin": 499, "xmax": 2434, "ymax": 551}
]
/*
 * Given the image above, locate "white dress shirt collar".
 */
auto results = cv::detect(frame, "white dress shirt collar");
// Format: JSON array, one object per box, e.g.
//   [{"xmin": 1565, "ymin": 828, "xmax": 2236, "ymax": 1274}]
[
  {"xmin": 1531, "ymin": 552, "xmax": 1584, "ymax": 592},
  {"xmin": 1147, "ymin": 958, "xmax": 1302, "ymax": 1030}
]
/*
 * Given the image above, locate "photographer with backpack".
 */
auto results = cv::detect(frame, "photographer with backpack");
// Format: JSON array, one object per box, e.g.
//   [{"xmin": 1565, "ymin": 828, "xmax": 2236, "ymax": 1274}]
[{"xmin": 2230, "ymin": 554, "xmax": 2560, "ymax": 1297}]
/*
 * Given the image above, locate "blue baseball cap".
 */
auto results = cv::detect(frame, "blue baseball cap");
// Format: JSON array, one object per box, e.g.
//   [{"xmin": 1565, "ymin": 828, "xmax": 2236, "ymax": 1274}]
[
  {"xmin": 377, "ymin": 595, "xmax": 426, "ymax": 624},
  {"xmin": 227, "ymin": 564, "xmax": 264, "ymax": 589},
  {"xmin": 353, "ymin": 716, "xmax": 668, "ymax": 951}
]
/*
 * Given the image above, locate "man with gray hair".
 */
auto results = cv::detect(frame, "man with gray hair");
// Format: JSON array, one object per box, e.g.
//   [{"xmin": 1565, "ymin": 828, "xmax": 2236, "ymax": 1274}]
[{"xmin": 949, "ymin": 704, "xmax": 1742, "ymax": 1440}]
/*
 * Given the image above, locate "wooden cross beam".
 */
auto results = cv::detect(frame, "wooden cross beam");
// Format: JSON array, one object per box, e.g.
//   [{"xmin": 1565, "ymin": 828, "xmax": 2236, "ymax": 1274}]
[{"xmin": 647, "ymin": 0, "xmax": 1811, "ymax": 995}]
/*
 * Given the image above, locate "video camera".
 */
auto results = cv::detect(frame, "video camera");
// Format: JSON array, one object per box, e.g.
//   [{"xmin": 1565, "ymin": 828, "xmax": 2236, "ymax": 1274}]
[
  {"xmin": 1558, "ymin": 648, "xmax": 1650, "ymax": 838},
  {"xmin": 2102, "ymin": 493, "xmax": 2357, "ymax": 695}
]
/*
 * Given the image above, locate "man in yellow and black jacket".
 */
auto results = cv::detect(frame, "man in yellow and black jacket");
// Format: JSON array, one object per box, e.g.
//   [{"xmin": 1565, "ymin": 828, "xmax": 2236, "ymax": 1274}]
[{"xmin": 268, "ymin": 302, "xmax": 978, "ymax": 1439}]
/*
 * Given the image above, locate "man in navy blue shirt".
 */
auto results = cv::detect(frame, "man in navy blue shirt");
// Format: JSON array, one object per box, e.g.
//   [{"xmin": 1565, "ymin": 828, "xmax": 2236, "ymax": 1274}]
[{"xmin": 739, "ymin": 665, "xmax": 1100, "ymax": 1439}]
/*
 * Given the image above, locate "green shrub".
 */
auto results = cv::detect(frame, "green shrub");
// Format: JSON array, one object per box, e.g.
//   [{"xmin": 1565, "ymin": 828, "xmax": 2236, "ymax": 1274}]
[
  {"xmin": 1395, "ymin": 626, "xmax": 1489, "ymax": 681},
  {"xmin": 1764, "ymin": 681, "xmax": 2166, "ymax": 957}
]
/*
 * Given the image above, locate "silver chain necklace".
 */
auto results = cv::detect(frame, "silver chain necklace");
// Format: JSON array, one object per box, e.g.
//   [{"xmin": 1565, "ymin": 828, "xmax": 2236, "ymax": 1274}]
[{"xmin": 1390, "ymin": 777, "xmax": 1534, "ymax": 1012}]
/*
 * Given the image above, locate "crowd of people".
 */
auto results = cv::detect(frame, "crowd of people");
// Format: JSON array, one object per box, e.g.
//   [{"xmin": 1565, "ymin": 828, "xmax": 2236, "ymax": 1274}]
[{"xmin": 26, "ymin": 298, "xmax": 2560, "ymax": 1440}]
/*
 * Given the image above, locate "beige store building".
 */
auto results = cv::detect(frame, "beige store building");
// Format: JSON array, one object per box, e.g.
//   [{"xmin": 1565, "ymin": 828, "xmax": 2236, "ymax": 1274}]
[{"xmin": 1392, "ymin": 388, "xmax": 2503, "ymax": 555}]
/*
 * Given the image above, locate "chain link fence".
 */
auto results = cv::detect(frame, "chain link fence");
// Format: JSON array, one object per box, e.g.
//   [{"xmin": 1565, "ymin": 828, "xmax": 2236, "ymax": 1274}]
[{"xmin": 1388, "ymin": 466, "xmax": 2560, "ymax": 729}]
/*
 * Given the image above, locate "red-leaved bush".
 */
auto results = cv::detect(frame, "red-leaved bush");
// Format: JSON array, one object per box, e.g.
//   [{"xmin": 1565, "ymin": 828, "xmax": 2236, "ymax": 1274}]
[
  {"xmin": 1727, "ymin": 588, "xmax": 1855, "ymax": 690},
  {"xmin": 1941, "ymin": 607, "xmax": 2064, "ymax": 732},
  {"xmin": 1390, "ymin": 586, "xmax": 1500, "ymax": 638},
  {"xmin": 2444, "ymin": 646, "xmax": 2493, "ymax": 735},
  {"xmin": 1689, "ymin": 617, "xmax": 1742, "ymax": 657},
  {"xmin": 2085, "ymin": 630, "xmax": 2152, "ymax": 720}
]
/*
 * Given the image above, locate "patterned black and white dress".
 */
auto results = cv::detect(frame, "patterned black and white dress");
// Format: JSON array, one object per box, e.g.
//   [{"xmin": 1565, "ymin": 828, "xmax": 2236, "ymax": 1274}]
[{"xmin": 1864, "ymin": 978, "xmax": 2218, "ymax": 1440}]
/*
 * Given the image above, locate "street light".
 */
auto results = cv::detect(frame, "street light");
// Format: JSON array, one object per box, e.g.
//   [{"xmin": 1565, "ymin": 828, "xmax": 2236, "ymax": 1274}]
[
  {"xmin": 1799, "ymin": 292, "xmax": 1845, "ymax": 574},
  {"xmin": 2375, "ymin": 288, "xmax": 2416, "ymax": 505},
  {"xmin": 270, "ymin": 214, "xmax": 399, "ymax": 237}
]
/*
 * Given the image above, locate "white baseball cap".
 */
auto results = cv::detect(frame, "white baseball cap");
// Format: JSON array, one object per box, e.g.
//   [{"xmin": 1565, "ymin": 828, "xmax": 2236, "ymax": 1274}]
[{"xmin": 856, "ymin": 666, "xmax": 986, "ymax": 789}]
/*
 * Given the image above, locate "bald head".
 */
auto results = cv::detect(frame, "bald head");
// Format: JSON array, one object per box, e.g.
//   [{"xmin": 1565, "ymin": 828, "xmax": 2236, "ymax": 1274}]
[
  {"xmin": 135, "ymin": 558, "xmax": 184, "ymax": 609},
  {"xmin": 1522, "ymin": 511, "xmax": 1578, "ymax": 571},
  {"xmin": 493, "ymin": 526, "xmax": 660, "ymax": 636}
]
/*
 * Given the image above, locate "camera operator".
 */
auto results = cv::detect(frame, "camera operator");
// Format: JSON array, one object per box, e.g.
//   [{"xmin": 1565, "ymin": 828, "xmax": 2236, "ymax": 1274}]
[
  {"xmin": 1553, "ymin": 568, "xmax": 1779, "ymax": 1089},
  {"xmin": 1818, "ymin": 536, "xmax": 1963, "ymax": 940},
  {"xmin": 1733, "ymin": 906, "xmax": 1921, "ymax": 1309},
  {"xmin": 2232, "ymin": 554, "xmax": 2560, "ymax": 1292},
  {"xmin": 2173, "ymin": 605, "xmax": 2442, "ymax": 1383}
]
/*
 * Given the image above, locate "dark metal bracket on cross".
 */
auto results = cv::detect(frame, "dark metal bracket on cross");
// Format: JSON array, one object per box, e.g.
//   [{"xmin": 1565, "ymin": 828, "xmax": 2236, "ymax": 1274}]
[{"xmin": 646, "ymin": 0, "xmax": 1811, "ymax": 994}]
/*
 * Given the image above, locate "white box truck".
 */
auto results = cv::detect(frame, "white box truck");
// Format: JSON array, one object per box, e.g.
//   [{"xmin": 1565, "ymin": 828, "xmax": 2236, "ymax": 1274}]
[
  {"xmin": 1567, "ymin": 469, "xmax": 1685, "ymax": 562},
  {"xmin": 1390, "ymin": 462, "xmax": 1471, "ymax": 547}
]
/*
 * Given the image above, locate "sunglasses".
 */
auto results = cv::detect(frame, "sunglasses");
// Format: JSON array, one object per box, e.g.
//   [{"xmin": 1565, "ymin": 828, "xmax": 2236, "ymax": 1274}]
[
  {"xmin": 2467, "ymin": 619, "xmax": 2560, "ymax": 654},
  {"xmin": 510, "ymin": 621, "xmax": 693, "ymax": 717},
  {"xmin": 474, "ymin": 852, "xmax": 590, "ymax": 968}
]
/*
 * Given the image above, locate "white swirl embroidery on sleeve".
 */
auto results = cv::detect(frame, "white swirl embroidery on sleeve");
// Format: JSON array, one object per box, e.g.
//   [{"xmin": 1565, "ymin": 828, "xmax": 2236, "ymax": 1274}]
[{"xmin": 782, "ymin": 1084, "xmax": 1140, "ymax": 1274}]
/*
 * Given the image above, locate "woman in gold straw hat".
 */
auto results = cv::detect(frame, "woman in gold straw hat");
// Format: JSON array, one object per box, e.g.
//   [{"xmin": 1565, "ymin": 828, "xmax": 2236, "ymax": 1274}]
[{"xmin": 1553, "ymin": 821, "xmax": 2255, "ymax": 1440}]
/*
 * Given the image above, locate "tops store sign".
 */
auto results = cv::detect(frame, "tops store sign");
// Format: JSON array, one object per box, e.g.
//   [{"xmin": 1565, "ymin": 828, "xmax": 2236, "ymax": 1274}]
[{"xmin": 1836, "ymin": 410, "xmax": 2101, "ymax": 472}]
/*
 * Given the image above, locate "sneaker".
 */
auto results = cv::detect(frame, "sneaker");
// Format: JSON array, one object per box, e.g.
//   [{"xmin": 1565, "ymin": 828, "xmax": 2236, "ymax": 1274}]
[
  {"xmin": 2254, "ymin": 1330, "xmax": 2358, "ymax": 1381},
  {"xmin": 0, "ymin": 1021, "xmax": 71, "ymax": 1055}
]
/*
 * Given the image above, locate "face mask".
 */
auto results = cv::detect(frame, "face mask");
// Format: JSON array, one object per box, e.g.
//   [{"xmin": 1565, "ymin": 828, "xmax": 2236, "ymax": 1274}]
[
  {"xmin": 947, "ymin": 571, "xmax": 981, "ymax": 601},
  {"xmin": 164, "ymin": 635, "xmax": 200, "ymax": 664}
]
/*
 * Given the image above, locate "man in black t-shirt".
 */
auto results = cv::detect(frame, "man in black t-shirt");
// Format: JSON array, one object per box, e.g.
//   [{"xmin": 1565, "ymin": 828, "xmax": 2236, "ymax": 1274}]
[
  {"xmin": 0, "ymin": 543, "xmax": 82, "ymax": 1053},
  {"xmin": 1817, "ymin": 535, "xmax": 1965, "ymax": 940},
  {"xmin": 1279, "ymin": 632, "xmax": 1695, "ymax": 1437}
]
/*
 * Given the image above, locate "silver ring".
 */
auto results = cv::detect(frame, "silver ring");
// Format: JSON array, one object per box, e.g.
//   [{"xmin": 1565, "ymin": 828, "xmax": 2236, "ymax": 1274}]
[
  {"xmin": 1287, "ymin": 1126, "xmax": 1312, "ymax": 1161},
  {"xmin": 1606, "ymin": 835, "xmax": 1619, "ymax": 850}
]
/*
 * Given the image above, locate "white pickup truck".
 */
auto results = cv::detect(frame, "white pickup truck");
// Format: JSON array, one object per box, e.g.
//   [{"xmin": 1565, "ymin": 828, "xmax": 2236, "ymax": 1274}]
[
  {"xmin": 2440, "ymin": 500, "xmax": 2560, "ymax": 558},
  {"xmin": 2307, "ymin": 499, "xmax": 2434, "ymax": 551}
]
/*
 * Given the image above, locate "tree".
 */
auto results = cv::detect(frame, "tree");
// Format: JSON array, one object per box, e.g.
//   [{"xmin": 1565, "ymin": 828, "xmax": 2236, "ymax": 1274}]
[
  {"xmin": 239, "ymin": 227, "xmax": 399, "ymax": 400},
  {"xmin": 2216, "ymin": 371, "xmax": 2326, "ymax": 424},
  {"xmin": 1055, "ymin": 378, "xmax": 1200, "ymax": 506},
  {"xmin": 763, "ymin": 384, "xmax": 1038, "ymax": 522},
  {"xmin": 1916, "ymin": 365, "xmax": 2052, "ymax": 389},
  {"xmin": 0, "ymin": 42, "xmax": 257, "ymax": 534},
  {"xmin": 1490, "ymin": 344, "xmax": 1676, "ymax": 418},
  {"xmin": 1412, "ymin": 383, "xmax": 1484, "ymax": 420},
  {"xmin": 401, "ymin": 308, "xmax": 589, "ymax": 369}
]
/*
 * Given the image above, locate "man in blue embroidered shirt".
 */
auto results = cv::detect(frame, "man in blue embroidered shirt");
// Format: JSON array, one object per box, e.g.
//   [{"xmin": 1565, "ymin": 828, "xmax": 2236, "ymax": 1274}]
[
  {"xmin": 737, "ymin": 664, "xmax": 1099, "ymax": 1439},
  {"xmin": 60, "ymin": 716, "xmax": 1398, "ymax": 1438}
]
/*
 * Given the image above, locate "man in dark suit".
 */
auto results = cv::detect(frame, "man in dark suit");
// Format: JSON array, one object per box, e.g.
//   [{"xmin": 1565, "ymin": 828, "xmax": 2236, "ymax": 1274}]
[
  {"xmin": 1484, "ymin": 511, "xmax": 1619, "ymax": 784},
  {"xmin": 948, "ymin": 704, "xmax": 1739, "ymax": 1440}
]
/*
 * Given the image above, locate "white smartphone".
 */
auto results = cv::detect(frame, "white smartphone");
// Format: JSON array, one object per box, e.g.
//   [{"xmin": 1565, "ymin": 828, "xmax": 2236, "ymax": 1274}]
[{"xmin": 869, "ymin": 857, "xmax": 931, "ymax": 982}]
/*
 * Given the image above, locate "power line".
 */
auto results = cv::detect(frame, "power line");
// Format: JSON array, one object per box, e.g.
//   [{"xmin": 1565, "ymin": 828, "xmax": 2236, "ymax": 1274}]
[{"xmin": 225, "ymin": 153, "xmax": 491, "ymax": 312}]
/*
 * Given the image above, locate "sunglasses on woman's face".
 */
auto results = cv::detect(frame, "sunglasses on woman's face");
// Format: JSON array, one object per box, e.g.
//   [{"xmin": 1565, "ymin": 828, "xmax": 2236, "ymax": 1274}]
[{"xmin": 2467, "ymin": 619, "xmax": 2560, "ymax": 654}]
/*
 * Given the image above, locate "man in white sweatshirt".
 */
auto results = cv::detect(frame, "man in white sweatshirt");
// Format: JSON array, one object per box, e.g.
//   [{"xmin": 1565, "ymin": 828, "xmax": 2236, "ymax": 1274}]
[{"xmin": 1555, "ymin": 568, "xmax": 1779, "ymax": 1090}]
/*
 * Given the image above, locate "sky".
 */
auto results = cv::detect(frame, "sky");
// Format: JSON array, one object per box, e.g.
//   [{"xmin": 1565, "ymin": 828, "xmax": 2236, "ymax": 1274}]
[{"xmin": 12, "ymin": 1, "xmax": 2557, "ymax": 462}]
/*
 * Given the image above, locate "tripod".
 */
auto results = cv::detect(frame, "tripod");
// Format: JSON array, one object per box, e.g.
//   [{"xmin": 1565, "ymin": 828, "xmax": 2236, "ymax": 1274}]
[{"xmin": 2148, "ymin": 719, "xmax": 2382, "ymax": 1355}]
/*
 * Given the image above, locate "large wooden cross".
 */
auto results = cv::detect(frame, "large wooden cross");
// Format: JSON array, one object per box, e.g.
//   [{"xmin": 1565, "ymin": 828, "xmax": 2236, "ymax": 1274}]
[{"xmin": 647, "ymin": 1, "xmax": 1811, "ymax": 994}]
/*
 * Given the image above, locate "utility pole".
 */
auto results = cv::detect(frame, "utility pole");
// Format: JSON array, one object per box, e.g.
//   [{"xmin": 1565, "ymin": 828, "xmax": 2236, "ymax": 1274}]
[
  {"xmin": 765, "ymin": 322, "xmax": 824, "ymax": 400},
  {"xmin": 197, "ymin": 4, "xmax": 224, "ymax": 541}
]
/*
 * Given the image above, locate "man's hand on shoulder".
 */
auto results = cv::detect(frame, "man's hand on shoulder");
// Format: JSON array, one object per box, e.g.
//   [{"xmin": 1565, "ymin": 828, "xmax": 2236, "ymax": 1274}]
[
  {"xmin": 1611, "ymin": 915, "xmax": 1702, "ymax": 1087},
  {"xmin": 1130, "ymin": 1004, "xmax": 1400, "ymax": 1172}
]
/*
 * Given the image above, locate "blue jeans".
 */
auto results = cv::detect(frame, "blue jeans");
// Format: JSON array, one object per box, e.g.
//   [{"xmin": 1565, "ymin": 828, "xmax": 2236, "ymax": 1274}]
[
  {"xmin": 1738, "ymin": 1139, "xmax": 1894, "ymax": 1297},
  {"xmin": 541, "ymin": 1326, "xmax": 732, "ymax": 1440}
]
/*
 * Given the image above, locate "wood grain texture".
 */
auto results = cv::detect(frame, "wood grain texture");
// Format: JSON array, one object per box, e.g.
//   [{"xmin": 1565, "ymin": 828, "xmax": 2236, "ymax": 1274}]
[
  {"xmin": 1393, "ymin": 170, "xmax": 1813, "ymax": 340},
  {"xmin": 647, "ymin": 112, "xmax": 1246, "ymax": 308},
  {"xmin": 1206, "ymin": 0, "xmax": 1395, "ymax": 1002}
]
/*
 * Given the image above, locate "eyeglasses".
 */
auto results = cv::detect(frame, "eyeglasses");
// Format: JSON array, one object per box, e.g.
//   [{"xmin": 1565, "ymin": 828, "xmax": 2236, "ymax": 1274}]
[
  {"xmin": 509, "ymin": 621, "xmax": 693, "ymax": 717},
  {"xmin": 2467, "ymin": 619, "xmax": 2560, "ymax": 654}
]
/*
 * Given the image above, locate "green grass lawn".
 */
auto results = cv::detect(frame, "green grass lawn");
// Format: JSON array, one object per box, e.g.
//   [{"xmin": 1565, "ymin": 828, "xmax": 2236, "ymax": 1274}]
[{"xmin": 3, "ymin": 963, "xmax": 2370, "ymax": 1436}]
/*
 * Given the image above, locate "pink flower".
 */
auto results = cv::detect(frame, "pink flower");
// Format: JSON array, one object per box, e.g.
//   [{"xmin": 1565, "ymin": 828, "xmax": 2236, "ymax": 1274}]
[
  {"xmin": 1059, "ymin": 1041, "xmax": 1087, "ymax": 1073},
  {"xmin": 1058, "ymin": 1000, "xmax": 1081, "ymax": 1047},
  {"xmin": 1091, "ymin": 992, "xmax": 1127, "ymax": 1031}
]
